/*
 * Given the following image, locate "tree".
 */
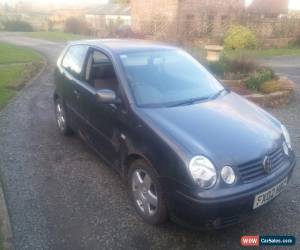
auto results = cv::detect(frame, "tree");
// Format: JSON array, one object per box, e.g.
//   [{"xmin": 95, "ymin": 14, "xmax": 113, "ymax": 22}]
[{"xmin": 64, "ymin": 17, "xmax": 91, "ymax": 35}]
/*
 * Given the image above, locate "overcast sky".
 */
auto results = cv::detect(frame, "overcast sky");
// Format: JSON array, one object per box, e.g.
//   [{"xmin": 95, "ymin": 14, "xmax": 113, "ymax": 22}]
[
  {"xmin": 1, "ymin": 0, "xmax": 108, "ymax": 6},
  {"xmin": 1, "ymin": 0, "xmax": 300, "ymax": 10},
  {"xmin": 246, "ymin": 0, "xmax": 300, "ymax": 9}
]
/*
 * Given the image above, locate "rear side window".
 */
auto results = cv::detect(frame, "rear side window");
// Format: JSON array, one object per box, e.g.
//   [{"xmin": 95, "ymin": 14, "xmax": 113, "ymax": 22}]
[{"xmin": 62, "ymin": 45, "xmax": 88, "ymax": 79}]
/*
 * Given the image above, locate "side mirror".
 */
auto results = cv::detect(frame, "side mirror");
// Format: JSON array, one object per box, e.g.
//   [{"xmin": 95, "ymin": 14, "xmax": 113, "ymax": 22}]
[{"xmin": 96, "ymin": 89, "xmax": 120, "ymax": 104}]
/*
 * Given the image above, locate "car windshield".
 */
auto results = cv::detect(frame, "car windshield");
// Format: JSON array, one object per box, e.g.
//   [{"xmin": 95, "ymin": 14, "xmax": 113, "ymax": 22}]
[{"xmin": 119, "ymin": 49, "xmax": 224, "ymax": 107}]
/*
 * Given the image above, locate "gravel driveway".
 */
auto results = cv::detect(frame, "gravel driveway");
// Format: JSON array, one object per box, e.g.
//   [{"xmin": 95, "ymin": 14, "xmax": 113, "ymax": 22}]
[{"xmin": 0, "ymin": 34, "xmax": 299, "ymax": 250}]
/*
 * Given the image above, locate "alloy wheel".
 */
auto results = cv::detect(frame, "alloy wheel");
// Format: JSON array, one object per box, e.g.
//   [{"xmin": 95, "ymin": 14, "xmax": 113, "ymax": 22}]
[
  {"xmin": 56, "ymin": 103, "xmax": 66, "ymax": 131},
  {"xmin": 131, "ymin": 169, "xmax": 158, "ymax": 216}
]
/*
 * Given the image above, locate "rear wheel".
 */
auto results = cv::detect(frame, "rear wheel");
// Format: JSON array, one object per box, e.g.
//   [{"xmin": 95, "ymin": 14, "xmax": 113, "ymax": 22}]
[
  {"xmin": 128, "ymin": 159, "xmax": 168, "ymax": 225},
  {"xmin": 55, "ymin": 98, "xmax": 73, "ymax": 136}
]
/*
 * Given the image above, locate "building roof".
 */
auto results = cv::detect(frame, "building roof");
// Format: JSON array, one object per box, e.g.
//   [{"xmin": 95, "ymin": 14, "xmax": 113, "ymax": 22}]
[
  {"xmin": 247, "ymin": 0, "xmax": 289, "ymax": 15},
  {"xmin": 86, "ymin": 4, "xmax": 131, "ymax": 16}
]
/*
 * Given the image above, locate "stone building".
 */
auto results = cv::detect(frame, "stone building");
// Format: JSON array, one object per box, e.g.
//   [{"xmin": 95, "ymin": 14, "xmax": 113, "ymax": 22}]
[
  {"xmin": 131, "ymin": 0, "xmax": 245, "ymax": 41},
  {"xmin": 85, "ymin": 4, "xmax": 131, "ymax": 36}
]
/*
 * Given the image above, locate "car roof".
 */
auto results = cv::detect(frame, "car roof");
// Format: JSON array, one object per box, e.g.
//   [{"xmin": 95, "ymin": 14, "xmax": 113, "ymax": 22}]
[{"xmin": 69, "ymin": 39, "xmax": 178, "ymax": 54}]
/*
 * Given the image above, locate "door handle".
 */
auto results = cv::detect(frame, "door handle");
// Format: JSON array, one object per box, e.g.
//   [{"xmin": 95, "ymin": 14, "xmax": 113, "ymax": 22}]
[{"xmin": 74, "ymin": 89, "xmax": 81, "ymax": 99}]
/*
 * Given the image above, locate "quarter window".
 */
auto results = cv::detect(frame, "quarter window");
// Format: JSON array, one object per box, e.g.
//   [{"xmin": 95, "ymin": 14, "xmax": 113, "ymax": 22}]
[{"xmin": 62, "ymin": 45, "xmax": 88, "ymax": 78}]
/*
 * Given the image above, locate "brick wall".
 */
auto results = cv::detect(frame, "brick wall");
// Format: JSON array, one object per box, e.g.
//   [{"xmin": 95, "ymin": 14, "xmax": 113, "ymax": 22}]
[
  {"xmin": 131, "ymin": 0, "xmax": 300, "ymax": 47},
  {"xmin": 131, "ymin": 0, "xmax": 179, "ymax": 39},
  {"xmin": 131, "ymin": 0, "xmax": 244, "ymax": 41},
  {"xmin": 177, "ymin": 0, "xmax": 244, "ymax": 39}
]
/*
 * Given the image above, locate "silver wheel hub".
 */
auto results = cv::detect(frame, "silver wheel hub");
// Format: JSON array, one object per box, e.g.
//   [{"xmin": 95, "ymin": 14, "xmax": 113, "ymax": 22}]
[
  {"xmin": 56, "ymin": 103, "xmax": 66, "ymax": 131},
  {"xmin": 132, "ymin": 169, "xmax": 158, "ymax": 216}
]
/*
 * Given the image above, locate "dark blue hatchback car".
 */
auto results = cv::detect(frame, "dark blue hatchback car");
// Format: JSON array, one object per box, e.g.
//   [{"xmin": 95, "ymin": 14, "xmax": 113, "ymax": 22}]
[{"xmin": 54, "ymin": 39, "xmax": 296, "ymax": 229}]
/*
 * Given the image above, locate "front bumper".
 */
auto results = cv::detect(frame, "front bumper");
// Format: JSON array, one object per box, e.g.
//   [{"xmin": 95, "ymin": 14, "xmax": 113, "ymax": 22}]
[{"xmin": 164, "ymin": 156, "xmax": 296, "ymax": 230}]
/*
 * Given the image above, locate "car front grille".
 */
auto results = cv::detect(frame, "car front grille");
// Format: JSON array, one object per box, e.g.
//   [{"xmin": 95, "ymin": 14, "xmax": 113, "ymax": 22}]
[
  {"xmin": 238, "ymin": 145, "xmax": 285, "ymax": 183},
  {"xmin": 206, "ymin": 215, "xmax": 240, "ymax": 229}
]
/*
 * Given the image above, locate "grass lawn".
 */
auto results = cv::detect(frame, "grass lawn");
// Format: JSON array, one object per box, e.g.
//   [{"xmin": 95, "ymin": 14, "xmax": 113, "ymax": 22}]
[
  {"xmin": 25, "ymin": 31, "xmax": 90, "ymax": 42},
  {"xmin": 0, "ymin": 42, "xmax": 44, "ymax": 109},
  {"xmin": 224, "ymin": 47, "xmax": 300, "ymax": 58},
  {"xmin": 0, "ymin": 42, "xmax": 42, "ymax": 64}
]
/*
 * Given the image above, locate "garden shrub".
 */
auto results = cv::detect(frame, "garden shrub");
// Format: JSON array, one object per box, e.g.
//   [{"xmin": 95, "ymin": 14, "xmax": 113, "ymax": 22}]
[
  {"xmin": 224, "ymin": 25, "xmax": 257, "ymax": 50},
  {"xmin": 245, "ymin": 68, "xmax": 274, "ymax": 91},
  {"xmin": 0, "ymin": 21, "xmax": 4, "ymax": 30},
  {"xmin": 115, "ymin": 25, "xmax": 145, "ymax": 39},
  {"xmin": 260, "ymin": 80, "xmax": 283, "ymax": 94},
  {"xmin": 64, "ymin": 17, "xmax": 91, "ymax": 35},
  {"xmin": 3, "ymin": 20, "xmax": 33, "ymax": 32},
  {"xmin": 207, "ymin": 53, "xmax": 259, "ymax": 79},
  {"xmin": 207, "ymin": 56, "xmax": 229, "ymax": 78},
  {"xmin": 291, "ymin": 35, "xmax": 300, "ymax": 47},
  {"xmin": 228, "ymin": 54, "xmax": 259, "ymax": 75}
]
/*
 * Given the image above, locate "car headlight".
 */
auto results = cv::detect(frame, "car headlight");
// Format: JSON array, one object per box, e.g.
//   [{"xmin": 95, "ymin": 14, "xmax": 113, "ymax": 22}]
[
  {"xmin": 220, "ymin": 166, "xmax": 236, "ymax": 185},
  {"xmin": 281, "ymin": 124, "xmax": 292, "ymax": 149},
  {"xmin": 189, "ymin": 156, "xmax": 217, "ymax": 189}
]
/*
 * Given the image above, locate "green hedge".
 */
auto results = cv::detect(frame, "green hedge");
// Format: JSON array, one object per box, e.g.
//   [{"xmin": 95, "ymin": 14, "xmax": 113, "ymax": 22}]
[{"xmin": 4, "ymin": 20, "xmax": 33, "ymax": 32}]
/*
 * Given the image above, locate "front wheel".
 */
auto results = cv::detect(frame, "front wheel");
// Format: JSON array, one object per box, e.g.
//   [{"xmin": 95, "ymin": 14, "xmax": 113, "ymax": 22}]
[
  {"xmin": 54, "ymin": 98, "xmax": 73, "ymax": 136},
  {"xmin": 128, "ymin": 160, "xmax": 168, "ymax": 225}
]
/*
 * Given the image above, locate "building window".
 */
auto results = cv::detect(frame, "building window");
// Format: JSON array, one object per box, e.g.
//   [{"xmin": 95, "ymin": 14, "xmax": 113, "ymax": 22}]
[
  {"xmin": 207, "ymin": 15, "xmax": 214, "ymax": 34},
  {"xmin": 221, "ymin": 15, "xmax": 228, "ymax": 25},
  {"xmin": 186, "ymin": 14, "xmax": 194, "ymax": 20}
]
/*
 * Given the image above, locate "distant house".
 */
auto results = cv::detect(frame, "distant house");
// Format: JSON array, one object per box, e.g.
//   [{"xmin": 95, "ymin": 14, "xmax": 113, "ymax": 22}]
[
  {"xmin": 131, "ymin": 0, "xmax": 245, "ymax": 40},
  {"xmin": 0, "ymin": 5, "xmax": 4, "ymax": 29},
  {"xmin": 0, "ymin": 4, "xmax": 4, "ymax": 15},
  {"xmin": 85, "ymin": 4, "xmax": 131, "ymax": 35},
  {"xmin": 289, "ymin": 10, "xmax": 300, "ymax": 19},
  {"xmin": 1, "ymin": 11, "xmax": 49, "ymax": 31},
  {"xmin": 247, "ymin": 0, "xmax": 289, "ymax": 18}
]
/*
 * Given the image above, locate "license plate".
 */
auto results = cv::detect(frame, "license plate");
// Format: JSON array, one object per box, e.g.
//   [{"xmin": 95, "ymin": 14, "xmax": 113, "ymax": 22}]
[{"xmin": 253, "ymin": 177, "xmax": 288, "ymax": 209}]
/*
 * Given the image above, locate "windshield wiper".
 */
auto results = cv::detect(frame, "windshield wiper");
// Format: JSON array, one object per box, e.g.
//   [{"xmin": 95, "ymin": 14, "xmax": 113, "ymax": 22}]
[
  {"xmin": 210, "ymin": 89, "xmax": 228, "ymax": 100},
  {"xmin": 167, "ymin": 89, "xmax": 228, "ymax": 108},
  {"xmin": 168, "ymin": 96, "xmax": 210, "ymax": 107}
]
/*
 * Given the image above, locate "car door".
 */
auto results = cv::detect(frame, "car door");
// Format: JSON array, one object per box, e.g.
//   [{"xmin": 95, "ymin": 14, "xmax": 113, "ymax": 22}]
[
  {"xmin": 79, "ymin": 48, "xmax": 127, "ymax": 167},
  {"xmin": 60, "ymin": 45, "xmax": 89, "ymax": 129}
]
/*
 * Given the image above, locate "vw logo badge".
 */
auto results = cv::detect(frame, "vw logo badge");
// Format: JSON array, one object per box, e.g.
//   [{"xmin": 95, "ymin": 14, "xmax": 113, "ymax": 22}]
[{"xmin": 263, "ymin": 156, "xmax": 272, "ymax": 173}]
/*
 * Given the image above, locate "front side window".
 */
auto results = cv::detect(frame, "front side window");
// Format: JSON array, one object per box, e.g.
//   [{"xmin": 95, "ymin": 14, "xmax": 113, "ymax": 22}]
[
  {"xmin": 84, "ymin": 50, "xmax": 118, "ymax": 92},
  {"xmin": 119, "ymin": 49, "xmax": 224, "ymax": 107},
  {"xmin": 62, "ymin": 45, "xmax": 88, "ymax": 78}
]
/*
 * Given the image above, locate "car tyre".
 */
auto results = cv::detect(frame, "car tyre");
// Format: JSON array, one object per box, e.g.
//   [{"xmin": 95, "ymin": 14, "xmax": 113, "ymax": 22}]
[
  {"xmin": 128, "ymin": 159, "xmax": 168, "ymax": 225},
  {"xmin": 54, "ymin": 98, "xmax": 73, "ymax": 136}
]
